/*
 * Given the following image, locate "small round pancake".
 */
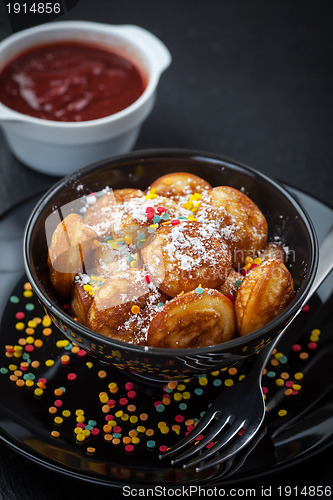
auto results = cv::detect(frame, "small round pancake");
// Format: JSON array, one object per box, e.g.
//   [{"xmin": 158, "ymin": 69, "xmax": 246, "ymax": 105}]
[
  {"xmin": 235, "ymin": 259, "xmax": 294, "ymax": 336},
  {"xmin": 196, "ymin": 186, "xmax": 268, "ymax": 269},
  {"xmin": 141, "ymin": 220, "xmax": 231, "ymax": 297},
  {"xmin": 147, "ymin": 288, "xmax": 236, "ymax": 348},
  {"xmin": 147, "ymin": 172, "xmax": 212, "ymax": 202},
  {"xmin": 258, "ymin": 242, "xmax": 287, "ymax": 263},
  {"xmin": 218, "ymin": 268, "xmax": 242, "ymax": 299},
  {"xmin": 87, "ymin": 269, "xmax": 164, "ymax": 343},
  {"xmin": 48, "ymin": 213, "xmax": 98, "ymax": 297}
]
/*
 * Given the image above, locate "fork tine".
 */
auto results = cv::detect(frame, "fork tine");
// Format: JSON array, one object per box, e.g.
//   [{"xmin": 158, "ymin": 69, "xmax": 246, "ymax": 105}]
[
  {"xmin": 170, "ymin": 415, "xmax": 231, "ymax": 465},
  {"xmin": 183, "ymin": 418, "xmax": 246, "ymax": 469},
  {"xmin": 195, "ymin": 420, "xmax": 262, "ymax": 471},
  {"xmin": 159, "ymin": 407, "xmax": 220, "ymax": 459}
]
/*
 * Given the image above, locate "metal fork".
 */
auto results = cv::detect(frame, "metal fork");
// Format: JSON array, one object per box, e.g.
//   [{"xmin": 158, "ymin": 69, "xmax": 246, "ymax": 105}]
[{"xmin": 160, "ymin": 226, "xmax": 333, "ymax": 472}]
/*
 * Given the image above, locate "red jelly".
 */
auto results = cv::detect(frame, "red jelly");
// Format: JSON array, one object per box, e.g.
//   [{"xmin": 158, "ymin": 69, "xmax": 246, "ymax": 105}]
[{"xmin": 0, "ymin": 41, "xmax": 146, "ymax": 122}]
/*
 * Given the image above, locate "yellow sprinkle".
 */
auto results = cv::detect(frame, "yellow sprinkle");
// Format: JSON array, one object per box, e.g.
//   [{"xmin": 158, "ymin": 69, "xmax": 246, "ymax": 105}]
[
  {"xmin": 54, "ymin": 416, "xmax": 63, "ymax": 425},
  {"xmin": 278, "ymin": 409, "xmax": 287, "ymax": 417},
  {"xmin": 83, "ymin": 429, "xmax": 91, "ymax": 437},
  {"xmin": 182, "ymin": 391, "xmax": 191, "ymax": 400},
  {"xmin": 177, "ymin": 384, "xmax": 185, "ymax": 391},
  {"xmin": 8, "ymin": 364, "xmax": 17, "ymax": 371},
  {"xmin": 130, "ymin": 260, "xmax": 139, "ymax": 268},
  {"xmin": 243, "ymin": 263, "xmax": 251, "ymax": 270},
  {"xmin": 131, "ymin": 305, "xmax": 140, "ymax": 315},
  {"xmin": 23, "ymin": 290, "xmax": 33, "ymax": 298},
  {"xmin": 189, "ymin": 193, "xmax": 202, "ymax": 201},
  {"xmin": 160, "ymin": 426, "xmax": 169, "ymax": 434},
  {"xmin": 74, "ymin": 427, "xmax": 82, "ymax": 434},
  {"xmin": 125, "ymin": 236, "xmax": 132, "ymax": 245},
  {"xmin": 174, "ymin": 392, "xmax": 182, "ymax": 401},
  {"xmin": 183, "ymin": 201, "xmax": 194, "ymax": 210},
  {"xmin": 26, "ymin": 336, "xmax": 34, "ymax": 344},
  {"xmin": 245, "ymin": 256, "xmax": 254, "ymax": 264},
  {"xmin": 224, "ymin": 379, "xmax": 234, "ymax": 387},
  {"xmin": 121, "ymin": 414, "xmax": 129, "ymax": 421},
  {"xmin": 254, "ymin": 257, "xmax": 262, "ymax": 265},
  {"xmin": 42, "ymin": 316, "xmax": 52, "ymax": 327},
  {"xmin": 83, "ymin": 284, "xmax": 92, "ymax": 292},
  {"xmin": 211, "ymin": 371, "xmax": 220, "ymax": 376},
  {"xmin": 76, "ymin": 433, "xmax": 86, "ymax": 442},
  {"xmin": 149, "ymin": 224, "xmax": 158, "ymax": 228},
  {"xmin": 99, "ymin": 394, "xmax": 108, "ymax": 404},
  {"xmin": 130, "ymin": 416, "xmax": 138, "ymax": 424},
  {"xmin": 93, "ymin": 239, "xmax": 101, "ymax": 247},
  {"xmin": 76, "ymin": 416, "xmax": 85, "ymax": 423},
  {"xmin": 115, "ymin": 410, "xmax": 124, "ymax": 418},
  {"xmin": 293, "ymin": 384, "xmax": 302, "ymax": 391},
  {"xmin": 15, "ymin": 322, "xmax": 25, "ymax": 331},
  {"xmin": 62, "ymin": 410, "xmax": 71, "ymax": 418},
  {"xmin": 294, "ymin": 372, "xmax": 303, "ymax": 381},
  {"xmin": 45, "ymin": 359, "xmax": 54, "ymax": 367},
  {"xmin": 199, "ymin": 377, "xmax": 208, "ymax": 386},
  {"xmin": 162, "ymin": 221, "xmax": 171, "ymax": 225},
  {"xmin": 145, "ymin": 193, "xmax": 157, "ymax": 200},
  {"xmin": 274, "ymin": 352, "xmax": 283, "ymax": 360},
  {"xmin": 275, "ymin": 378, "xmax": 285, "ymax": 387},
  {"xmin": 311, "ymin": 328, "xmax": 321, "ymax": 336},
  {"xmin": 187, "ymin": 215, "xmax": 197, "ymax": 221},
  {"xmin": 157, "ymin": 422, "xmax": 167, "ymax": 429},
  {"xmin": 132, "ymin": 437, "xmax": 140, "ymax": 444},
  {"xmin": 34, "ymin": 388, "xmax": 43, "ymax": 396},
  {"xmin": 137, "ymin": 426, "xmax": 146, "ymax": 433},
  {"xmin": 76, "ymin": 409, "xmax": 84, "ymax": 416},
  {"xmin": 111, "ymin": 242, "xmax": 118, "ymax": 249}
]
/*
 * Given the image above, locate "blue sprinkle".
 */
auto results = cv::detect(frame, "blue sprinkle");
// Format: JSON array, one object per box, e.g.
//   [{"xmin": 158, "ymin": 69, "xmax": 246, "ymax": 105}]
[
  {"xmin": 113, "ymin": 433, "xmax": 121, "ymax": 439},
  {"xmin": 162, "ymin": 213, "xmax": 170, "ymax": 220},
  {"xmin": 152, "ymin": 215, "xmax": 161, "ymax": 223},
  {"xmin": 279, "ymin": 355, "xmax": 288, "ymax": 364},
  {"xmin": 10, "ymin": 296, "xmax": 19, "ymax": 304},
  {"xmin": 0, "ymin": 367, "xmax": 8, "ymax": 375},
  {"xmin": 137, "ymin": 232, "xmax": 146, "ymax": 240},
  {"xmin": 267, "ymin": 371, "xmax": 276, "ymax": 378},
  {"xmin": 88, "ymin": 419, "xmax": 97, "ymax": 426},
  {"xmin": 213, "ymin": 379, "xmax": 222, "ymax": 387},
  {"xmin": 137, "ymin": 240, "xmax": 144, "ymax": 249},
  {"xmin": 156, "ymin": 404, "xmax": 165, "ymax": 412},
  {"xmin": 147, "ymin": 440, "xmax": 156, "ymax": 449},
  {"xmin": 179, "ymin": 403, "xmax": 187, "ymax": 411},
  {"xmin": 194, "ymin": 388, "xmax": 203, "ymax": 396},
  {"xmin": 158, "ymin": 302, "xmax": 164, "ymax": 307},
  {"xmin": 195, "ymin": 287, "xmax": 203, "ymax": 295}
]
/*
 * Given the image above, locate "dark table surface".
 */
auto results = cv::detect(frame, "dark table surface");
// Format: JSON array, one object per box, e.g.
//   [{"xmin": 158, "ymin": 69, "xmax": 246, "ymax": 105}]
[{"xmin": 0, "ymin": 1, "xmax": 333, "ymax": 498}]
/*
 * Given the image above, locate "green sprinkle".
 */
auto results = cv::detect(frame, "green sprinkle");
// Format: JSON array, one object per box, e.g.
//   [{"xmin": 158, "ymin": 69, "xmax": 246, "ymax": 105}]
[
  {"xmin": 179, "ymin": 403, "xmax": 187, "ymax": 411},
  {"xmin": 25, "ymin": 303, "xmax": 35, "ymax": 311},
  {"xmin": 0, "ymin": 367, "xmax": 9, "ymax": 375},
  {"xmin": 194, "ymin": 388, "xmax": 203, "ymax": 396},
  {"xmin": 10, "ymin": 296, "xmax": 19, "ymax": 304},
  {"xmin": 137, "ymin": 232, "xmax": 146, "ymax": 240},
  {"xmin": 235, "ymin": 279, "xmax": 243, "ymax": 288},
  {"xmin": 156, "ymin": 404, "xmax": 165, "ymax": 413},
  {"xmin": 267, "ymin": 371, "xmax": 276, "ymax": 378},
  {"xmin": 162, "ymin": 213, "xmax": 170, "ymax": 221},
  {"xmin": 279, "ymin": 355, "xmax": 288, "ymax": 364},
  {"xmin": 195, "ymin": 287, "xmax": 203, "ymax": 295},
  {"xmin": 113, "ymin": 433, "xmax": 121, "ymax": 439}
]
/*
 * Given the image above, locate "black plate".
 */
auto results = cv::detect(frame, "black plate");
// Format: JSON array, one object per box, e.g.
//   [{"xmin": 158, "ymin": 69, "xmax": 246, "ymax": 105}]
[{"xmin": 0, "ymin": 186, "xmax": 332, "ymax": 487}]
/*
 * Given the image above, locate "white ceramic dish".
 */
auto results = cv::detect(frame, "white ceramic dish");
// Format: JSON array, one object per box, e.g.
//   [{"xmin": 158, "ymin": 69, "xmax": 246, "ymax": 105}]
[{"xmin": 0, "ymin": 21, "xmax": 171, "ymax": 175}]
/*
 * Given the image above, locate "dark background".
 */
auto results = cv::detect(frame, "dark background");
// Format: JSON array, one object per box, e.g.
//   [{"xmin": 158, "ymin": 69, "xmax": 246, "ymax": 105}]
[{"xmin": 0, "ymin": 1, "xmax": 332, "ymax": 498}]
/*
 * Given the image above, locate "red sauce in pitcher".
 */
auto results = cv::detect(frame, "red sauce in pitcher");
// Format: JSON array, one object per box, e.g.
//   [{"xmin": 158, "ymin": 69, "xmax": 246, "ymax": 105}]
[{"xmin": 0, "ymin": 42, "xmax": 146, "ymax": 122}]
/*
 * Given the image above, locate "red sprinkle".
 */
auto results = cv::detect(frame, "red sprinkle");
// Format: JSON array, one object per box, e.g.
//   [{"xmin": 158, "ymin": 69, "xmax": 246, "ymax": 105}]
[
  {"xmin": 105, "ymin": 414, "xmax": 114, "ymax": 421},
  {"xmin": 175, "ymin": 415, "xmax": 184, "ymax": 423},
  {"xmin": 156, "ymin": 206, "xmax": 165, "ymax": 213},
  {"xmin": 107, "ymin": 399, "xmax": 116, "ymax": 407},
  {"xmin": 91, "ymin": 428, "xmax": 100, "ymax": 436},
  {"xmin": 144, "ymin": 275, "xmax": 152, "ymax": 284},
  {"xmin": 25, "ymin": 345, "xmax": 34, "ymax": 353},
  {"xmin": 16, "ymin": 312, "xmax": 25, "ymax": 320},
  {"xmin": 127, "ymin": 390, "xmax": 136, "ymax": 399},
  {"xmin": 225, "ymin": 293, "xmax": 234, "ymax": 303},
  {"xmin": 292, "ymin": 344, "xmax": 301, "ymax": 352},
  {"xmin": 38, "ymin": 377, "xmax": 47, "ymax": 384},
  {"xmin": 262, "ymin": 386, "xmax": 268, "ymax": 394},
  {"xmin": 308, "ymin": 342, "xmax": 317, "ymax": 350},
  {"xmin": 125, "ymin": 382, "xmax": 134, "ymax": 390},
  {"xmin": 77, "ymin": 349, "xmax": 86, "ymax": 357},
  {"xmin": 113, "ymin": 426, "xmax": 121, "ymax": 433},
  {"xmin": 159, "ymin": 445, "xmax": 168, "ymax": 453},
  {"xmin": 285, "ymin": 381, "xmax": 294, "ymax": 388},
  {"xmin": 125, "ymin": 444, "xmax": 134, "ymax": 453},
  {"xmin": 77, "ymin": 422, "xmax": 85, "ymax": 429},
  {"xmin": 292, "ymin": 390, "xmax": 299, "ymax": 395},
  {"xmin": 67, "ymin": 373, "xmax": 77, "ymax": 381},
  {"xmin": 63, "ymin": 303, "xmax": 71, "ymax": 310},
  {"xmin": 171, "ymin": 219, "xmax": 180, "ymax": 225},
  {"xmin": 119, "ymin": 398, "xmax": 128, "ymax": 406},
  {"xmin": 250, "ymin": 263, "xmax": 258, "ymax": 269},
  {"xmin": 240, "ymin": 269, "xmax": 248, "ymax": 276},
  {"xmin": 54, "ymin": 399, "xmax": 63, "ymax": 407},
  {"xmin": 206, "ymin": 442, "xmax": 215, "ymax": 449},
  {"xmin": 302, "ymin": 304, "xmax": 310, "ymax": 313}
]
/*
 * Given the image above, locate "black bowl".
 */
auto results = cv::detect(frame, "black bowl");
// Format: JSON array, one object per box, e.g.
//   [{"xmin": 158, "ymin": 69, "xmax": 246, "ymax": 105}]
[{"xmin": 23, "ymin": 149, "xmax": 318, "ymax": 380}]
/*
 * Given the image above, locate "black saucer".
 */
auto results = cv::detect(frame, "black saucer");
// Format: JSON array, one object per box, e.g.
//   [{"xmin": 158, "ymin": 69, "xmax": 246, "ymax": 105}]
[{"xmin": 0, "ymin": 187, "xmax": 332, "ymax": 487}]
